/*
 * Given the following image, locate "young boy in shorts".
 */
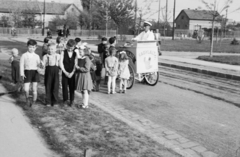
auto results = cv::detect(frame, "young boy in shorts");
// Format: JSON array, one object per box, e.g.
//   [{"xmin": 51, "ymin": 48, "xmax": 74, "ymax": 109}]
[{"xmin": 20, "ymin": 39, "xmax": 42, "ymax": 107}]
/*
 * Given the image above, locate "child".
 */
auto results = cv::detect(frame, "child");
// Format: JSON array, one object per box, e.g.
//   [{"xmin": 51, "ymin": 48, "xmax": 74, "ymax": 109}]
[
  {"xmin": 20, "ymin": 39, "xmax": 42, "ymax": 107},
  {"xmin": 118, "ymin": 51, "xmax": 130, "ymax": 94},
  {"xmin": 105, "ymin": 47, "xmax": 118, "ymax": 94},
  {"xmin": 56, "ymin": 36, "xmax": 65, "ymax": 89},
  {"xmin": 94, "ymin": 60, "xmax": 102, "ymax": 91},
  {"xmin": 74, "ymin": 37, "xmax": 82, "ymax": 50},
  {"xmin": 60, "ymin": 39, "xmax": 77, "ymax": 107},
  {"xmin": 42, "ymin": 42, "xmax": 61, "ymax": 107},
  {"xmin": 42, "ymin": 37, "xmax": 49, "ymax": 57},
  {"xmin": 9, "ymin": 48, "xmax": 20, "ymax": 85},
  {"xmin": 56, "ymin": 36, "xmax": 65, "ymax": 54},
  {"xmin": 75, "ymin": 44, "xmax": 93, "ymax": 108}
]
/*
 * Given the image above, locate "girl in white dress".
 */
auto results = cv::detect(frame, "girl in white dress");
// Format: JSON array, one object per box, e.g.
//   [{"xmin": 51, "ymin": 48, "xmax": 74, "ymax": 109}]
[{"xmin": 118, "ymin": 51, "xmax": 130, "ymax": 93}]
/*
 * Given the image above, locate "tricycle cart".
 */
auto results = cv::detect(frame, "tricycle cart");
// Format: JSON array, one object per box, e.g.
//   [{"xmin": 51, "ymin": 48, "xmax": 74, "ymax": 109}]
[{"xmin": 116, "ymin": 40, "xmax": 159, "ymax": 89}]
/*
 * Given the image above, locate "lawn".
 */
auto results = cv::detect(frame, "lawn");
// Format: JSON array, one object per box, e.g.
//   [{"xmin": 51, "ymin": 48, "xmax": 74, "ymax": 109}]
[
  {"xmin": 160, "ymin": 39, "xmax": 240, "ymax": 53},
  {"xmin": 197, "ymin": 55, "xmax": 240, "ymax": 65},
  {"xmin": 0, "ymin": 39, "xmax": 179, "ymax": 157},
  {"xmin": 83, "ymin": 38, "xmax": 240, "ymax": 53}
]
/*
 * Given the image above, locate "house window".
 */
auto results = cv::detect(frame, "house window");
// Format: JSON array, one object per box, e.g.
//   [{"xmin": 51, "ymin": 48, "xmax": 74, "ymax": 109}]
[
  {"xmin": 185, "ymin": 24, "xmax": 188, "ymax": 28},
  {"xmin": 178, "ymin": 25, "xmax": 180, "ymax": 28},
  {"xmin": 181, "ymin": 16, "xmax": 184, "ymax": 19},
  {"xmin": 72, "ymin": 8, "xmax": 74, "ymax": 12}
]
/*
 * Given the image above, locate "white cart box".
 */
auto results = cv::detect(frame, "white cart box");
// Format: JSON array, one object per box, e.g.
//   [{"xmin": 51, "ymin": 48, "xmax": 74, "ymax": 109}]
[{"xmin": 136, "ymin": 41, "xmax": 158, "ymax": 74}]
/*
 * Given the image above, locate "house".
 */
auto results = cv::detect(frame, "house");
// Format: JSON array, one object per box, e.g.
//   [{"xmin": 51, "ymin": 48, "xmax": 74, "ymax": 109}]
[
  {"xmin": 175, "ymin": 9, "xmax": 221, "ymax": 30},
  {"xmin": 0, "ymin": 0, "xmax": 82, "ymax": 27}
]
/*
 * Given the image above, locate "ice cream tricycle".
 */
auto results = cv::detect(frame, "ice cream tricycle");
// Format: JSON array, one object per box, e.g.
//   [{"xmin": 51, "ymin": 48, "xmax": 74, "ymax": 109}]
[{"xmin": 116, "ymin": 40, "xmax": 159, "ymax": 89}]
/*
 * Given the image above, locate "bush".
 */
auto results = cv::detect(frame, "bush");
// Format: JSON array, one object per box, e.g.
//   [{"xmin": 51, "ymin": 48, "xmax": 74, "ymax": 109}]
[{"xmin": 230, "ymin": 38, "xmax": 239, "ymax": 45}]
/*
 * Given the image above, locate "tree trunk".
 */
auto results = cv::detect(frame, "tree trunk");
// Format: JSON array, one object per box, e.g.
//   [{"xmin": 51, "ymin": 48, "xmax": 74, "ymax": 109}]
[{"xmin": 210, "ymin": 18, "xmax": 215, "ymax": 57}]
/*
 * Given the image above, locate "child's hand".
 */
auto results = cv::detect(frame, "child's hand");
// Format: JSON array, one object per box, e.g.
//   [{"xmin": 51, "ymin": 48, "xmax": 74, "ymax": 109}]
[
  {"xmin": 64, "ymin": 71, "xmax": 70, "ymax": 77},
  {"xmin": 68, "ymin": 72, "xmax": 74, "ymax": 78},
  {"xmin": 20, "ymin": 75, "xmax": 26, "ymax": 81}
]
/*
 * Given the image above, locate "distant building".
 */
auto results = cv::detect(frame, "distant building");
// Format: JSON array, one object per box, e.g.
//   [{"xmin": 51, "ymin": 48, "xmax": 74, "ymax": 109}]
[
  {"xmin": 0, "ymin": 0, "xmax": 82, "ymax": 27},
  {"xmin": 175, "ymin": 9, "xmax": 221, "ymax": 30}
]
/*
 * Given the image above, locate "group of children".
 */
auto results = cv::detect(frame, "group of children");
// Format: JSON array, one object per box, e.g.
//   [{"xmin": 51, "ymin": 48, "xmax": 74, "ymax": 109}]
[
  {"xmin": 9, "ymin": 35, "xmax": 130, "ymax": 108},
  {"xmin": 98, "ymin": 37, "xmax": 130, "ymax": 94}
]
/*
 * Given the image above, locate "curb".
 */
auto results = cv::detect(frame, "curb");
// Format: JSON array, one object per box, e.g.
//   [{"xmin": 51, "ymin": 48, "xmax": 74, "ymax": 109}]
[
  {"xmin": 76, "ymin": 91, "xmax": 219, "ymax": 157},
  {"xmin": 159, "ymin": 62, "xmax": 240, "ymax": 81}
]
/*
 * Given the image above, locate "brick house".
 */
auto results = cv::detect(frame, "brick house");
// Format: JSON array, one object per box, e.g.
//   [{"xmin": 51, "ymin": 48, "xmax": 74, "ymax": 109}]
[
  {"xmin": 0, "ymin": 0, "xmax": 82, "ymax": 27},
  {"xmin": 175, "ymin": 9, "xmax": 221, "ymax": 30}
]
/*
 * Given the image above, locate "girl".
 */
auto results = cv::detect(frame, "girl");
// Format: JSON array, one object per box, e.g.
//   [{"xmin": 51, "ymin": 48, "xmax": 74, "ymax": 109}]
[
  {"xmin": 118, "ymin": 51, "xmax": 130, "ymax": 94},
  {"xmin": 75, "ymin": 45, "xmax": 93, "ymax": 108},
  {"xmin": 105, "ymin": 47, "xmax": 118, "ymax": 94},
  {"xmin": 42, "ymin": 42, "xmax": 61, "ymax": 107}
]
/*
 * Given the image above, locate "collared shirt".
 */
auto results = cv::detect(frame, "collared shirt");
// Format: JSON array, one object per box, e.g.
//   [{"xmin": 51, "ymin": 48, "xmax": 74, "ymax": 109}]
[
  {"xmin": 42, "ymin": 53, "xmax": 61, "ymax": 67},
  {"xmin": 20, "ymin": 51, "xmax": 41, "ymax": 76},
  {"xmin": 134, "ymin": 30, "xmax": 155, "ymax": 41}
]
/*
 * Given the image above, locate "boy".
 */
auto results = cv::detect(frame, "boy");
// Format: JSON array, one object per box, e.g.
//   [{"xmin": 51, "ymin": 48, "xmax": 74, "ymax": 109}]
[
  {"xmin": 20, "ymin": 39, "xmax": 42, "ymax": 107},
  {"xmin": 9, "ymin": 48, "xmax": 20, "ymax": 85},
  {"xmin": 60, "ymin": 39, "xmax": 77, "ymax": 107},
  {"xmin": 42, "ymin": 42, "xmax": 61, "ymax": 107}
]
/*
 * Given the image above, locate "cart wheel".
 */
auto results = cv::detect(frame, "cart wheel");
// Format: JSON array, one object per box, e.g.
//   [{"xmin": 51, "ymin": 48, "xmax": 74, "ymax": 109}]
[
  {"xmin": 144, "ymin": 72, "xmax": 159, "ymax": 86},
  {"xmin": 127, "ymin": 65, "xmax": 135, "ymax": 89}
]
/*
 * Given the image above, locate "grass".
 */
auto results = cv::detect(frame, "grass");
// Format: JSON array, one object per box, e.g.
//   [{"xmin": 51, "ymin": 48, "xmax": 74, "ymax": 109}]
[
  {"xmin": 160, "ymin": 39, "xmax": 240, "ymax": 53},
  {"xmin": 197, "ymin": 55, "xmax": 240, "ymax": 65},
  {"xmin": 0, "ymin": 60, "xmax": 179, "ymax": 156}
]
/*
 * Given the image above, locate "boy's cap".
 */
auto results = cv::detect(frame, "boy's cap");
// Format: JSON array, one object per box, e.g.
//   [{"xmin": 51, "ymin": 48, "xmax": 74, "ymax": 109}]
[{"xmin": 143, "ymin": 21, "xmax": 152, "ymax": 27}]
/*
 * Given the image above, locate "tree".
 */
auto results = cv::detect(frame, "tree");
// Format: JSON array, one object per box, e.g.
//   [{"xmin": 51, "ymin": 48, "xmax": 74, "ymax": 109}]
[
  {"xmin": 135, "ymin": 0, "xmax": 158, "ymax": 35},
  {"xmin": 200, "ymin": 0, "xmax": 234, "ymax": 57},
  {"xmin": 0, "ymin": 0, "xmax": 25, "ymax": 27}
]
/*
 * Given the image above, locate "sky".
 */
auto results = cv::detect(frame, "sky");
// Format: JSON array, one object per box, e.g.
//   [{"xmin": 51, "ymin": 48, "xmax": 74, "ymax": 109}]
[{"xmin": 39, "ymin": 0, "xmax": 240, "ymax": 22}]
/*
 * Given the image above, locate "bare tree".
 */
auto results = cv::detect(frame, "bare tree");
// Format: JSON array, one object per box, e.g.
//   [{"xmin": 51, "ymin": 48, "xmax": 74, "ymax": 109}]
[{"xmin": 200, "ymin": 0, "xmax": 234, "ymax": 57}]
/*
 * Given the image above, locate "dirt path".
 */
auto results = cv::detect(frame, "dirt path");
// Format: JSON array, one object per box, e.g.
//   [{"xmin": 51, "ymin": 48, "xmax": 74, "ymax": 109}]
[{"xmin": 0, "ymin": 84, "xmax": 59, "ymax": 157}]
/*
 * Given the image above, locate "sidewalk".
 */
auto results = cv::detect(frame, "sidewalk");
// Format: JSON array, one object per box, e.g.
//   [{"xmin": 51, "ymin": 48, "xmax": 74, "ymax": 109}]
[{"xmin": 0, "ymin": 84, "xmax": 58, "ymax": 157}]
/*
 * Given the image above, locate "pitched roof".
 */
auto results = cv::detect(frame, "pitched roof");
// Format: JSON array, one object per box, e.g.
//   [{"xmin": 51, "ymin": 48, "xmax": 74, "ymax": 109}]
[
  {"xmin": 0, "ymin": 1, "xmax": 74, "ymax": 15},
  {"xmin": 177, "ymin": 9, "xmax": 220, "ymax": 21}
]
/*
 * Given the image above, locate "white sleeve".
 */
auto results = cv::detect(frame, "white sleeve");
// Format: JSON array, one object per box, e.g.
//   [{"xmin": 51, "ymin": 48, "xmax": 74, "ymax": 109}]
[
  {"xmin": 148, "ymin": 32, "xmax": 155, "ymax": 40},
  {"xmin": 133, "ymin": 32, "xmax": 143, "ymax": 41},
  {"xmin": 20, "ymin": 54, "xmax": 25, "ymax": 76}
]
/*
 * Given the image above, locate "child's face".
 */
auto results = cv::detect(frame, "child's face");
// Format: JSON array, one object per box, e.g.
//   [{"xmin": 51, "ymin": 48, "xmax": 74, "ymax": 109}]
[
  {"xmin": 27, "ymin": 45, "xmax": 37, "ymax": 53},
  {"xmin": 60, "ymin": 38, "xmax": 64, "ymax": 43},
  {"xmin": 79, "ymin": 49, "xmax": 85, "ymax": 56},
  {"xmin": 77, "ymin": 41, "xmax": 82, "ymax": 47},
  {"xmin": 12, "ymin": 50, "xmax": 18, "ymax": 57},
  {"xmin": 48, "ymin": 45, "xmax": 56, "ymax": 55},
  {"xmin": 66, "ymin": 45, "xmax": 74, "ymax": 52}
]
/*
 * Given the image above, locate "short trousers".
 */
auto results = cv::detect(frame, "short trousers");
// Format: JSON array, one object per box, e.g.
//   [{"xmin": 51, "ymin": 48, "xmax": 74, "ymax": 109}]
[{"xmin": 24, "ymin": 70, "xmax": 39, "ymax": 83}]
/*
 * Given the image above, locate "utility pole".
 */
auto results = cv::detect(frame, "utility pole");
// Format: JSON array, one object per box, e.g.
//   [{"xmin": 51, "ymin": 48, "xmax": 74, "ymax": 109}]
[
  {"xmin": 105, "ymin": 1, "xmax": 108, "ymax": 37},
  {"xmin": 42, "ymin": 0, "xmax": 46, "ymax": 36},
  {"xmin": 172, "ymin": 0, "xmax": 176, "ymax": 40},
  {"xmin": 224, "ymin": 8, "xmax": 228, "ymax": 37},
  {"xmin": 158, "ymin": 0, "xmax": 161, "ymax": 28},
  {"xmin": 134, "ymin": 0, "xmax": 137, "ymax": 35}
]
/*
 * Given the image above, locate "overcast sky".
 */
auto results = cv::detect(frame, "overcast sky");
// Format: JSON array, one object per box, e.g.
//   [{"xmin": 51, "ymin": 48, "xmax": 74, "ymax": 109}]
[{"xmin": 40, "ymin": 0, "xmax": 240, "ymax": 22}]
